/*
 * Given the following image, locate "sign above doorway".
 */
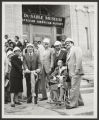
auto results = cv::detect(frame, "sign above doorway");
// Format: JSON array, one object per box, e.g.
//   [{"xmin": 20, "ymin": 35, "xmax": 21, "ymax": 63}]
[{"xmin": 22, "ymin": 12, "xmax": 65, "ymax": 28}]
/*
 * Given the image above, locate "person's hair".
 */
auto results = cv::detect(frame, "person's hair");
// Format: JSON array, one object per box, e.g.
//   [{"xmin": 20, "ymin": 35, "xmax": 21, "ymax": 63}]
[
  {"xmin": 38, "ymin": 41, "xmax": 41, "ymax": 44},
  {"xmin": 15, "ymin": 36, "xmax": 19, "ymax": 40},
  {"xmin": 5, "ymin": 34, "xmax": 8, "ymax": 39},
  {"xmin": 51, "ymin": 45, "xmax": 55, "ymax": 48},
  {"xmin": 8, "ymin": 39, "xmax": 12, "ymax": 43},
  {"xmin": 70, "ymin": 41, "xmax": 74, "ymax": 45}
]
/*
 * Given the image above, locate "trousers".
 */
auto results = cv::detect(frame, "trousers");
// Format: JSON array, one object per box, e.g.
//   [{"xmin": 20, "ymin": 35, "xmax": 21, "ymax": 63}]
[{"xmin": 25, "ymin": 73, "xmax": 39, "ymax": 102}]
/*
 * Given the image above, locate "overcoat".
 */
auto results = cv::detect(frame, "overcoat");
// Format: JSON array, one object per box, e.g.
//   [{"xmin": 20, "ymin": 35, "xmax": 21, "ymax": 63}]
[{"xmin": 10, "ymin": 55, "xmax": 23, "ymax": 93}]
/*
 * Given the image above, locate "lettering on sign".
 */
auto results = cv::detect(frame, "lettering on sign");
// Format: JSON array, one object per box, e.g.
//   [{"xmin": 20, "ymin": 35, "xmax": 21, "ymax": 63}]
[{"xmin": 22, "ymin": 13, "xmax": 65, "ymax": 27}]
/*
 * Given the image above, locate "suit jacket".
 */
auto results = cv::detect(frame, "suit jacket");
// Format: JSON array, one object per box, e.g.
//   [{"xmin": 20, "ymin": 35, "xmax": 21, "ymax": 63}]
[
  {"xmin": 53, "ymin": 49, "xmax": 67, "ymax": 69},
  {"xmin": 42, "ymin": 48, "xmax": 54, "ymax": 73},
  {"xmin": 66, "ymin": 46, "xmax": 84, "ymax": 76},
  {"xmin": 23, "ymin": 52, "xmax": 41, "ymax": 71}
]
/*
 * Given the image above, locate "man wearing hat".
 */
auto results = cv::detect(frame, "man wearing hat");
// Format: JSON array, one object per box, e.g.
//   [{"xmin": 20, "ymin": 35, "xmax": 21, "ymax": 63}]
[
  {"xmin": 39, "ymin": 37, "xmax": 54, "ymax": 101},
  {"xmin": 65, "ymin": 37, "xmax": 84, "ymax": 109},
  {"xmin": 23, "ymin": 43, "xmax": 41, "ymax": 104},
  {"xmin": 53, "ymin": 40, "xmax": 67, "ymax": 70}
]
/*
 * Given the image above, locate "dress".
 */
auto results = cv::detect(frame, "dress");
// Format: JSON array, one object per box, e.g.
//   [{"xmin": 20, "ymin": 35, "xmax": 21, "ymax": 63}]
[{"xmin": 10, "ymin": 55, "xmax": 23, "ymax": 93}]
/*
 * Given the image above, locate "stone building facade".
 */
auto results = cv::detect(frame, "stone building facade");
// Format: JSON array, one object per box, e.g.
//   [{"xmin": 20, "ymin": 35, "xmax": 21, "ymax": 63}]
[{"xmin": 3, "ymin": 3, "xmax": 96, "ymax": 59}]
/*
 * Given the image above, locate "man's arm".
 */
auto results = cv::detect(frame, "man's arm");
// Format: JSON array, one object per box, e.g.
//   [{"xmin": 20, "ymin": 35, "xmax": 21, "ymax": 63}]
[
  {"xmin": 36, "ymin": 53, "xmax": 41, "ymax": 73},
  {"xmin": 23, "ymin": 55, "xmax": 28, "ymax": 70},
  {"xmin": 50, "ymin": 48, "xmax": 54, "ymax": 69},
  {"xmin": 75, "ymin": 47, "xmax": 82, "ymax": 74}
]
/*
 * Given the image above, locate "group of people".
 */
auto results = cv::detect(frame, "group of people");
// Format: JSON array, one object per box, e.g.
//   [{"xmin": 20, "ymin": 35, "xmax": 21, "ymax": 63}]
[{"xmin": 4, "ymin": 34, "xmax": 84, "ymax": 109}]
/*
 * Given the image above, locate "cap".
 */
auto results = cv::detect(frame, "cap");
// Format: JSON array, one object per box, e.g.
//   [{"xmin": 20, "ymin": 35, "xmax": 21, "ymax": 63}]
[
  {"xmin": 13, "ymin": 47, "xmax": 21, "ymax": 52},
  {"xmin": 26, "ymin": 43, "xmax": 33, "ymax": 48},
  {"xmin": 54, "ymin": 41, "xmax": 61, "ymax": 46},
  {"xmin": 7, "ymin": 50, "xmax": 13, "ymax": 57},
  {"xmin": 65, "ymin": 38, "xmax": 74, "ymax": 43},
  {"xmin": 43, "ymin": 38, "xmax": 50, "ymax": 43}
]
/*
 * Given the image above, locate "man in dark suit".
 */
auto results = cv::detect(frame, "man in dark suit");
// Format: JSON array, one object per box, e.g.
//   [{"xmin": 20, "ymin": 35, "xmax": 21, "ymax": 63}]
[
  {"xmin": 14, "ymin": 36, "xmax": 23, "ymax": 51},
  {"xmin": 23, "ymin": 43, "xmax": 41, "ymax": 104}
]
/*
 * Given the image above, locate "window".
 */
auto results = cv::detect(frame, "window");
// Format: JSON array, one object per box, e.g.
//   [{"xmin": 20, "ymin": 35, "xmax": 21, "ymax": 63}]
[
  {"xmin": 56, "ymin": 27, "xmax": 63, "ymax": 34},
  {"xmin": 85, "ymin": 27, "xmax": 89, "ymax": 49}
]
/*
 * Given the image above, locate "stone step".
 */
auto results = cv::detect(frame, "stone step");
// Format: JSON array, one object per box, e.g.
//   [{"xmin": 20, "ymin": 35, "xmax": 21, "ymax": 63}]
[
  {"xmin": 80, "ymin": 87, "xmax": 94, "ymax": 94},
  {"xmin": 80, "ymin": 83, "xmax": 94, "ymax": 88},
  {"xmin": 75, "ymin": 111, "xmax": 93, "ymax": 115}
]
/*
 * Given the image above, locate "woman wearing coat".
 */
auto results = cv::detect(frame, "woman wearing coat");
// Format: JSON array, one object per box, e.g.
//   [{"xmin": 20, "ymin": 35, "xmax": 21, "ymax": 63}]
[{"xmin": 10, "ymin": 47, "xmax": 23, "ymax": 107}]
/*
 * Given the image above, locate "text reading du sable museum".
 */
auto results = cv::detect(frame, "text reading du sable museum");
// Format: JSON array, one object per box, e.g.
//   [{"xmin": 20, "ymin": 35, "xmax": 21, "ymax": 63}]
[{"xmin": 22, "ymin": 13, "xmax": 65, "ymax": 27}]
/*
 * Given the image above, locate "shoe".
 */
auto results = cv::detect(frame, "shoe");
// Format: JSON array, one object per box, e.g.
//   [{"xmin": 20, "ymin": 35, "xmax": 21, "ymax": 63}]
[
  {"xmin": 39, "ymin": 98, "xmax": 48, "ymax": 101},
  {"xmin": 34, "ymin": 97, "xmax": 38, "ymax": 104},
  {"xmin": 34, "ymin": 101, "xmax": 37, "ymax": 104},
  {"xmin": 27, "ymin": 96, "xmax": 32, "ymax": 103},
  {"xmin": 27, "ymin": 101, "xmax": 32, "ymax": 103},
  {"xmin": 79, "ymin": 103, "xmax": 84, "ymax": 106},
  {"xmin": 66, "ymin": 106, "xmax": 77, "ymax": 109},
  {"xmin": 11, "ymin": 104, "xmax": 15, "ymax": 107},
  {"xmin": 15, "ymin": 101, "xmax": 22, "ymax": 105}
]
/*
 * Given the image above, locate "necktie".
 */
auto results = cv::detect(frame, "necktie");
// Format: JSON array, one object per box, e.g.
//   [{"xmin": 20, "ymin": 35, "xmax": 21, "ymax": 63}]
[{"xmin": 29, "ymin": 53, "xmax": 32, "ymax": 70}]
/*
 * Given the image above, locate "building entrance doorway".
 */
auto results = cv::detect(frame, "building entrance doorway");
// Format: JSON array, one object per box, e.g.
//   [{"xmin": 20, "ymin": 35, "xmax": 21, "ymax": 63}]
[{"xmin": 23, "ymin": 24, "xmax": 56, "ymax": 45}]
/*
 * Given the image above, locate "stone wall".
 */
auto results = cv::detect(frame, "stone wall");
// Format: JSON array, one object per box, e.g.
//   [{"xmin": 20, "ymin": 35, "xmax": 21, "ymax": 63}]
[
  {"xmin": 4, "ymin": 4, "xmax": 23, "ymax": 42},
  {"xmin": 70, "ymin": 5, "xmax": 95, "ymax": 58}
]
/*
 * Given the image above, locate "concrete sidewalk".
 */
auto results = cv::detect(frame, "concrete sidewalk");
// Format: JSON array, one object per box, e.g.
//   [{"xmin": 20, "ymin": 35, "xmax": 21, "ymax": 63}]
[
  {"xmin": 4, "ymin": 90, "xmax": 94, "ymax": 117},
  {"xmin": 4, "ymin": 58, "xmax": 95, "ymax": 118}
]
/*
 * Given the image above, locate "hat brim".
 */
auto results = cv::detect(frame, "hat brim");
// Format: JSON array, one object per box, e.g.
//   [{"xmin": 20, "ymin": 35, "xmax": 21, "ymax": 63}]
[
  {"xmin": 27, "ymin": 45, "xmax": 33, "ymax": 48},
  {"xmin": 13, "ymin": 49, "xmax": 21, "ymax": 52}
]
